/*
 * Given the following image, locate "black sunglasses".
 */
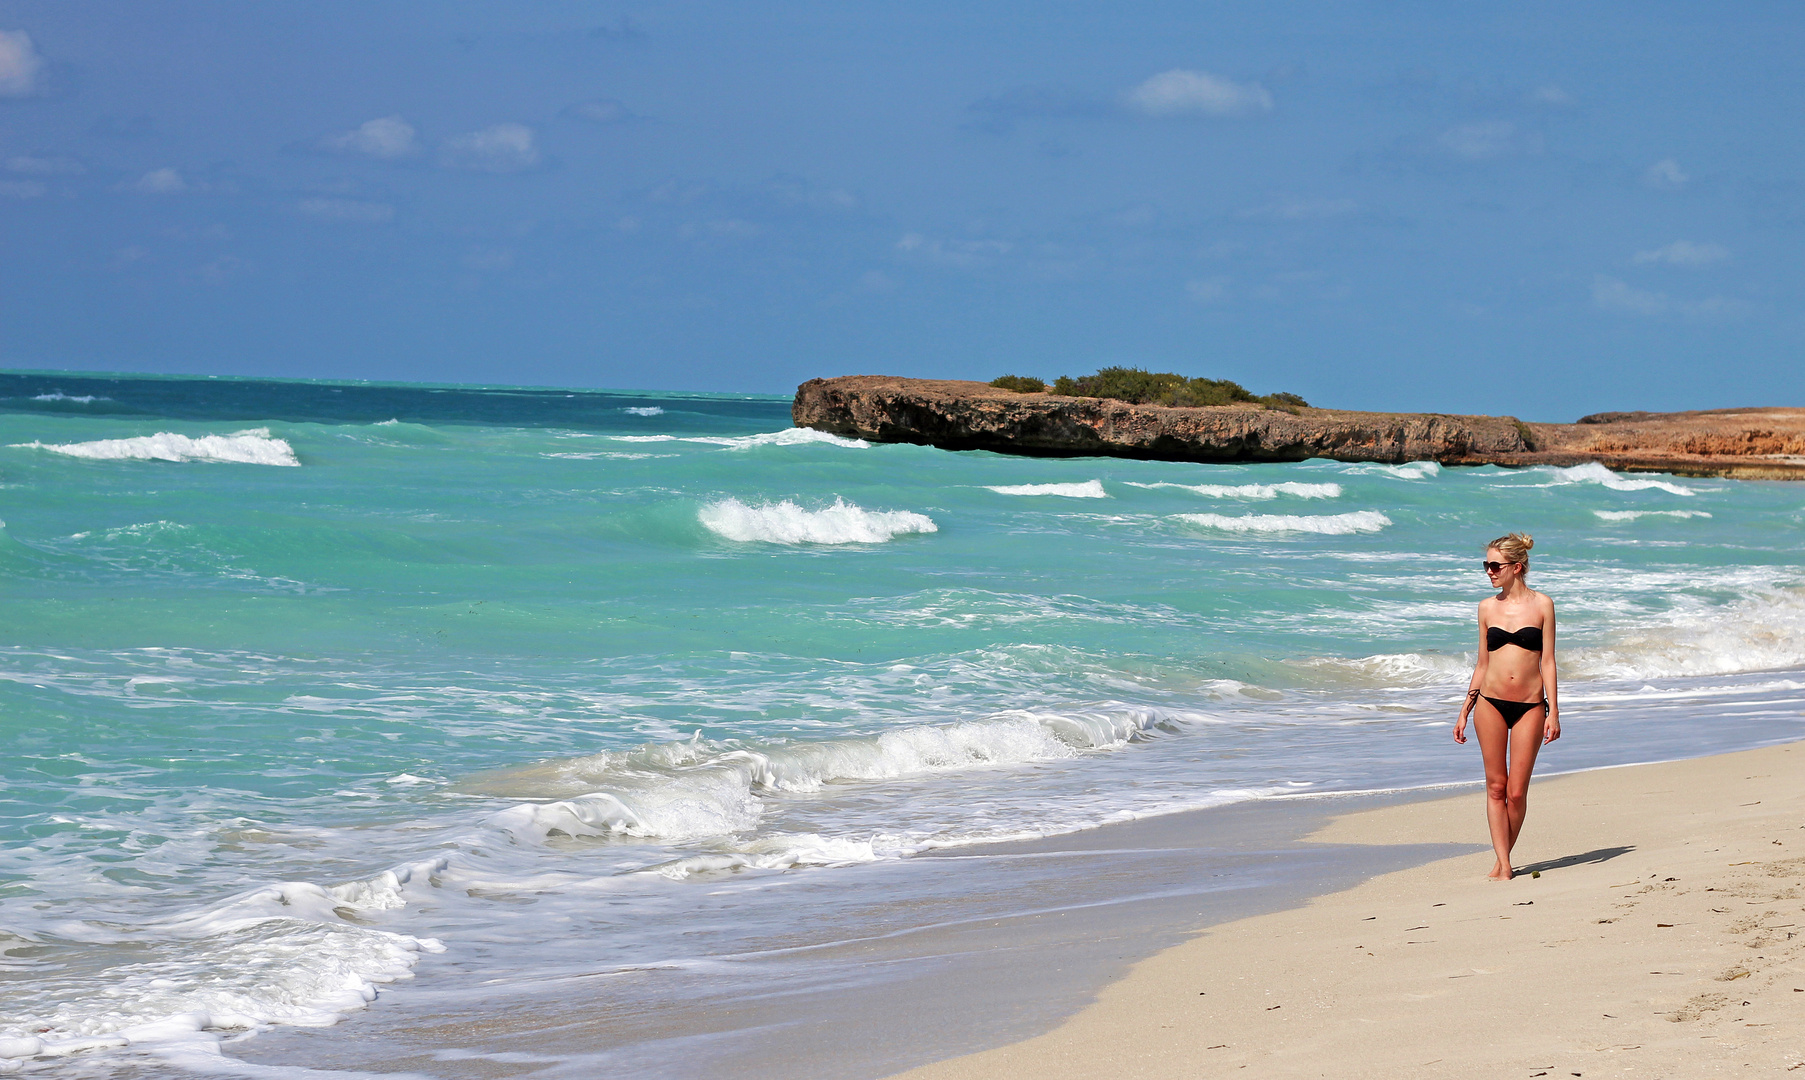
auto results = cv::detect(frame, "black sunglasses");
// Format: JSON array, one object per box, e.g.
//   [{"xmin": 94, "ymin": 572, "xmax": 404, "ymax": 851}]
[{"xmin": 1481, "ymin": 560, "xmax": 1516, "ymax": 573}]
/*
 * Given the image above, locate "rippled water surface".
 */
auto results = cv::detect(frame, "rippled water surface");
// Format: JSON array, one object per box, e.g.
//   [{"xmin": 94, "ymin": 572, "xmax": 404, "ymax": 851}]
[{"xmin": 2, "ymin": 372, "xmax": 1803, "ymax": 1073}]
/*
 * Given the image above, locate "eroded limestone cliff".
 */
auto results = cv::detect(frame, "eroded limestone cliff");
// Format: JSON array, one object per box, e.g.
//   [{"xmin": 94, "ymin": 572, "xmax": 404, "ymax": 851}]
[{"xmin": 792, "ymin": 376, "xmax": 1805, "ymax": 479}]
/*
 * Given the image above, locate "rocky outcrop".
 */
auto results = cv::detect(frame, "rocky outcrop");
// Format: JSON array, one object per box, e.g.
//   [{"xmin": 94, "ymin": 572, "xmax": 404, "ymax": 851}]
[{"xmin": 792, "ymin": 376, "xmax": 1805, "ymax": 480}]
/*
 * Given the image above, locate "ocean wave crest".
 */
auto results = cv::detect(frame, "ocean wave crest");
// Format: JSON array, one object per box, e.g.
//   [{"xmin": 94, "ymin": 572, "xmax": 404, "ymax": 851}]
[
  {"xmin": 14, "ymin": 428, "xmax": 300, "ymax": 467},
  {"xmin": 622, "ymin": 406, "xmax": 665, "ymax": 416},
  {"xmin": 0, "ymin": 860, "xmax": 444, "ymax": 1062},
  {"xmin": 1594, "ymin": 509, "xmax": 1713, "ymax": 522},
  {"xmin": 1533, "ymin": 461, "xmax": 1695, "ymax": 496},
  {"xmin": 610, "ymin": 428, "xmax": 869, "ymax": 450},
  {"xmin": 1340, "ymin": 461, "xmax": 1440, "ymax": 480},
  {"xmin": 986, "ymin": 480, "xmax": 1108, "ymax": 498},
  {"xmin": 699, "ymin": 497, "xmax": 938, "ymax": 544},
  {"xmin": 482, "ymin": 706, "xmax": 1194, "ymax": 847},
  {"xmin": 1125, "ymin": 481, "xmax": 1341, "ymax": 499},
  {"xmin": 1178, "ymin": 510, "xmax": 1392, "ymax": 535},
  {"xmin": 1304, "ymin": 589, "xmax": 1805, "ymax": 686},
  {"xmin": 1569, "ymin": 588, "xmax": 1805, "ymax": 681}
]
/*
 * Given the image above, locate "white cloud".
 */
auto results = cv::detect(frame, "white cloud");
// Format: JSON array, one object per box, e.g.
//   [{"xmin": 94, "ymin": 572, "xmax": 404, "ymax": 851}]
[
  {"xmin": 1644, "ymin": 158, "xmax": 1688, "ymax": 189},
  {"xmin": 564, "ymin": 98, "xmax": 630, "ymax": 124},
  {"xmin": 1186, "ymin": 276, "xmax": 1230, "ymax": 302},
  {"xmin": 1126, "ymin": 69, "xmax": 1273, "ymax": 117},
  {"xmin": 8, "ymin": 155, "xmax": 82, "ymax": 175},
  {"xmin": 439, "ymin": 123, "xmax": 540, "ymax": 173},
  {"xmin": 132, "ymin": 167, "xmax": 190, "ymax": 194},
  {"xmin": 1240, "ymin": 197, "xmax": 1356, "ymax": 221},
  {"xmin": 0, "ymin": 179, "xmax": 46, "ymax": 198},
  {"xmin": 1528, "ymin": 83, "xmax": 1573, "ymax": 107},
  {"xmin": 1632, "ymin": 240, "xmax": 1729, "ymax": 267},
  {"xmin": 296, "ymin": 197, "xmax": 394, "ymax": 223},
  {"xmin": 321, "ymin": 116, "xmax": 420, "ymax": 160},
  {"xmin": 1592, "ymin": 275, "xmax": 1746, "ymax": 319},
  {"xmin": 0, "ymin": 29, "xmax": 45, "ymax": 98},
  {"xmin": 894, "ymin": 232, "xmax": 1013, "ymax": 268},
  {"xmin": 460, "ymin": 247, "xmax": 514, "ymax": 271},
  {"xmin": 1439, "ymin": 121, "xmax": 1541, "ymax": 160},
  {"xmin": 680, "ymin": 219, "xmax": 761, "ymax": 240}
]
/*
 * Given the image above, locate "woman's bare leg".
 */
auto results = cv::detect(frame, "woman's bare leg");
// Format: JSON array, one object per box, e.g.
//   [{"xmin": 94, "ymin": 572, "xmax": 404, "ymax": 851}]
[
  {"xmin": 1472, "ymin": 703, "xmax": 1514, "ymax": 879},
  {"xmin": 1502, "ymin": 706, "xmax": 1547, "ymax": 859}
]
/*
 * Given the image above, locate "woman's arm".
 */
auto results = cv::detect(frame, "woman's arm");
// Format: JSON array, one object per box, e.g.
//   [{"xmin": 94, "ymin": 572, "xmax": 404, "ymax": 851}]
[
  {"xmin": 1541, "ymin": 596, "xmax": 1560, "ymax": 743},
  {"xmin": 1454, "ymin": 604, "xmax": 1490, "ymax": 744}
]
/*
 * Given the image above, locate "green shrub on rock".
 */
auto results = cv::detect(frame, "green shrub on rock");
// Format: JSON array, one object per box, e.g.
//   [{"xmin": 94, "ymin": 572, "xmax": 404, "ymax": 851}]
[
  {"xmin": 989, "ymin": 375, "xmax": 1047, "ymax": 393},
  {"xmin": 1046, "ymin": 367, "xmax": 1308, "ymax": 410}
]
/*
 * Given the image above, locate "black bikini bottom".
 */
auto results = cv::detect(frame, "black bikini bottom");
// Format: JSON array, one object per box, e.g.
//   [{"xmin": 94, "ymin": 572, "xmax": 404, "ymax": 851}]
[{"xmin": 1483, "ymin": 695, "xmax": 1548, "ymax": 729}]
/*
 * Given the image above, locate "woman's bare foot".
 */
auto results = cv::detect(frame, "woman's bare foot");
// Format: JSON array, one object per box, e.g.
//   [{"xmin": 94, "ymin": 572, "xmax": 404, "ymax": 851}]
[{"xmin": 1487, "ymin": 861, "xmax": 1513, "ymax": 880}]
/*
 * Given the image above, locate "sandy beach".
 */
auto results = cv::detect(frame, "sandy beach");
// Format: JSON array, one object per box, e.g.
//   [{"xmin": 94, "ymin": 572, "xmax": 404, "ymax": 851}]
[{"xmin": 893, "ymin": 741, "xmax": 1805, "ymax": 1079}]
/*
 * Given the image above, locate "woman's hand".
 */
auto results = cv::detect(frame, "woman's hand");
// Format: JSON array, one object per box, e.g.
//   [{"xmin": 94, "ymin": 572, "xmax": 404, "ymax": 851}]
[
  {"xmin": 1454, "ymin": 689, "xmax": 1478, "ymax": 744},
  {"xmin": 1544, "ymin": 709, "xmax": 1561, "ymax": 744}
]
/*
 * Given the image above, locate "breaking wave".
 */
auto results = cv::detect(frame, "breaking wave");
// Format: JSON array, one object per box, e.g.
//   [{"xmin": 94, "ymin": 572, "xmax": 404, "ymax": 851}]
[
  {"xmin": 1534, "ymin": 461, "xmax": 1695, "ymax": 496},
  {"xmin": 622, "ymin": 406, "xmax": 665, "ymax": 416},
  {"xmin": 986, "ymin": 480, "xmax": 1108, "ymax": 498},
  {"xmin": 1125, "ymin": 481, "xmax": 1341, "ymax": 499},
  {"xmin": 610, "ymin": 428, "xmax": 869, "ymax": 450},
  {"xmin": 0, "ymin": 861, "xmax": 444, "ymax": 1064},
  {"xmin": 1594, "ymin": 509, "xmax": 1713, "ymax": 522},
  {"xmin": 1304, "ymin": 589, "xmax": 1805, "ymax": 687},
  {"xmin": 481, "ymin": 706, "xmax": 1193, "ymax": 849},
  {"xmin": 699, "ymin": 497, "xmax": 938, "ymax": 545},
  {"xmin": 1178, "ymin": 510, "xmax": 1392, "ymax": 535},
  {"xmin": 13, "ymin": 428, "xmax": 300, "ymax": 467}
]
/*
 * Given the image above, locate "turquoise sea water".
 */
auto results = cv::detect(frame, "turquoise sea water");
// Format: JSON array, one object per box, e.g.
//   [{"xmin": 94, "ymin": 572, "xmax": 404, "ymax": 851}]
[{"xmin": 2, "ymin": 372, "xmax": 1803, "ymax": 1074}]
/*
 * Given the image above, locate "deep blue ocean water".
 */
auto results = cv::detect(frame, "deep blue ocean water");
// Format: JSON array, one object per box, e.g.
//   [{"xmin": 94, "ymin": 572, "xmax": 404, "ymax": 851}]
[{"xmin": 2, "ymin": 372, "xmax": 1802, "ymax": 1073}]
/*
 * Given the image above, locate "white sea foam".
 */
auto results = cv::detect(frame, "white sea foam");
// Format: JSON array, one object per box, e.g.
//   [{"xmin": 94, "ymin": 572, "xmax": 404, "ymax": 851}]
[
  {"xmin": 610, "ymin": 428, "xmax": 869, "ymax": 450},
  {"xmin": 1178, "ymin": 510, "xmax": 1392, "ymax": 535},
  {"xmin": 986, "ymin": 480, "xmax": 1108, "ymax": 498},
  {"xmin": 1532, "ymin": 461, "xmax": 1695, "ymax": 496},
  {"xmin": 1594, "ymin": 510, "xmax": 1713, "ymax": 522},
  {"xmin": 0, "ymin": 861, "xmax": 445, "ymax": 1064},
  {"xmin": 1125, "ymin": 480, "xmax": 1342, "ymax": 499},
  {"xmin": 699, "ymin": 497, "xmax": 937, "ymax": 545},
  {"xmin": 31, "ymin": 393, "xmax": 105, "ymax": 404},
  {"xmin": 14, "ymin": 428, "xmax": 300, "ymax": 467},
  {"xmin": 1569, "ymin": 588, "xmax": 1805, "ymax": 681},
  {"xmin": 485, "ymin": 707, "xmax": 1191, "ymax": 847},
  {"xmin": 1341, "ymin": 460, "xmax": 1440, "ymax": 480},
  {"xmin": 1297, "ymin": 651, "xmax": 1475, "ymax": 689},
  {"xmin": 1308, "ymin": 589, "xmax": 1805, "ymax": 686},
  {"xmin": 623, "ymin": 406, "xmax": 665, "ymax": 416}
]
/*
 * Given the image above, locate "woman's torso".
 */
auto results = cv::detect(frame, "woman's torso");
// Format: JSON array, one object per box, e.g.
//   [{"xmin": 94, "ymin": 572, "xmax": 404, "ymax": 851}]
[{"xmin": 1481, "ymin": 594, "xmax": 1546, "ymax": 701}]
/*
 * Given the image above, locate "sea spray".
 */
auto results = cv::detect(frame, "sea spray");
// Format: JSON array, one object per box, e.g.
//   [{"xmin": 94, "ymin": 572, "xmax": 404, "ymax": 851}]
[
  {"xmin": 1124, "ymin": 480, "xmax": 1341, "ymax": 499},
  {"xmin": 1177, "ymin": 510, "xmax": 1392, "ymax": 535},
  {"xmin": 986, "ymin": 480, "xmax": 1109, "ymax": 498},
  {"xmin": 15, "ymin": 428, "xmax": 300, "ymax": 466},
  {"xmin": 699, "ymin": 496, "xmax": 937, "ymax": 544}
]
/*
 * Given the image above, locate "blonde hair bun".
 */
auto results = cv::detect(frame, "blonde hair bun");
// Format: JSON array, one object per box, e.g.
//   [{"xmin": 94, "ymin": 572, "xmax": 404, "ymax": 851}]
[{"xmin": 1487, "ymin": 532, "xmax": 1534, "ymax": 565}]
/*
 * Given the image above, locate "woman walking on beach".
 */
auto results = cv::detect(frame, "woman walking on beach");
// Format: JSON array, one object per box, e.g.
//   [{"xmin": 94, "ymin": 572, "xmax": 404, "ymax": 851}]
[{"xmin": 1453, "ymin": 532, "xmax": 1560, "ymax": 880}]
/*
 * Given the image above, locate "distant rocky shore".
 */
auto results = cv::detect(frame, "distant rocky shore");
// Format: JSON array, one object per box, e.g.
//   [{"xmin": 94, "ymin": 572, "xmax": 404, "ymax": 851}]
[{"xmin": 793, "ymin": 376, "xmax": 1805, "ymax": 480}]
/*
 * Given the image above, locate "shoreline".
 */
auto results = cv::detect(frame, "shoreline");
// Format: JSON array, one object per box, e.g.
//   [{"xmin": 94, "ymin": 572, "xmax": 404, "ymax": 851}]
[
  {"xmin": 226, "ymin": 788, "xmax": 1477, "ymax": 1079},
  {"xmin": 888, "ymin": 739, "xmax": 1805, "ymax": 1079}
]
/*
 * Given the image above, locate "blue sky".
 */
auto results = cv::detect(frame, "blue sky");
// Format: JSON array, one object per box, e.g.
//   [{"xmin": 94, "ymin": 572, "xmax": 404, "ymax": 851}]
[{"xmin": 1, "ymin": 2, "xmax": 1800, "ymax": 418}]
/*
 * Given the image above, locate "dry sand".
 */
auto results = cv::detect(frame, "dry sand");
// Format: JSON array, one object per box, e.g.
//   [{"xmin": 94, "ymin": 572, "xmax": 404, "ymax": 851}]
[{"xmin": 892, "ymin": 741, "xmax": 1805, "ymax": 1079}]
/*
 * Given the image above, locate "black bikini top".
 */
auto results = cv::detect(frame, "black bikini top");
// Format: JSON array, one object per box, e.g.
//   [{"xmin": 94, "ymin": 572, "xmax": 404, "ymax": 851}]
[{"xmin": 1486, "ymin": 625, "xmax": 1543, "ymax": 652}]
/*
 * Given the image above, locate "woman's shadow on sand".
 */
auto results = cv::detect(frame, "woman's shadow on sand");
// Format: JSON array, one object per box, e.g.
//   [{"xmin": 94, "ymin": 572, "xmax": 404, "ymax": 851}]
[{"xmin": 1515, "ymin": 845, "xmax": 1635, "ymax": 876}]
